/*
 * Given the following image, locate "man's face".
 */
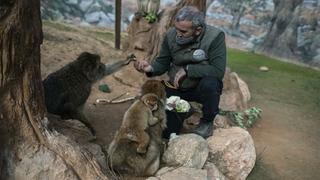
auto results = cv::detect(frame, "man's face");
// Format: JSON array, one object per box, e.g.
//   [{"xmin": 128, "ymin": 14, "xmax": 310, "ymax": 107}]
[
  {"xmin": 174, "ymin": 21, "xmax": 201, "ymax": 38},
  {"xmin": 174, "ymin": 20, "xmax": 202, "ymax": 45}
]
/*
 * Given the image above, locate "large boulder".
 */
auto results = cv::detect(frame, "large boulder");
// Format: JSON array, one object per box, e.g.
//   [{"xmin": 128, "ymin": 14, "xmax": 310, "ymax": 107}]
[
  {"xmin": 220, "ymin": 68, "xmax": 251, "ymax": 111},
  {"xmin": 162, "ymin": 134, "xmax": 209, "ymax": 169},
  {"xmin": 207, "ymin": 127, "xmax": 256, "ymax": 180},
  {"xmin": 203, "ymin": 162, "xmax": 228, "ymax": 180},
  {"xmin": 148, "ymin": 167, "xmax": 207, "ymax": 180}
]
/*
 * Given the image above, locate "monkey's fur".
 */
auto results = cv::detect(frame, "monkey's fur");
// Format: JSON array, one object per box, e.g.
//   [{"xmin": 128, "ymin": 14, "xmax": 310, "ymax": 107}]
[
  {"xmin": 108, "ymin": 123, "xmax": 163, "ymax": 177},
  {"xmin": 107, "ymin": 80, "xmax": 167, "ymax": 177},
  {"xmin": 141, "ymin": 80, "xmax": 167, "ymax": 130},
  {"xmin": 116, "ymin": 93, "xmax": 160, "ymax": 154},
  {"xmin": 43, "ymin": 52, "xmax": 132, "ymax": 135}
]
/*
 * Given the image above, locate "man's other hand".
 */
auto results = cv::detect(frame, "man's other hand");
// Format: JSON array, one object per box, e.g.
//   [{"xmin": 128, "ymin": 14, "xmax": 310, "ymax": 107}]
[
  {"xmin": 134, "ymin": 60, "xmax": 153, "ymax": 73},
  {"xmin": 174, "ymin": 68, "xmax": 186, "ymax": 88}
]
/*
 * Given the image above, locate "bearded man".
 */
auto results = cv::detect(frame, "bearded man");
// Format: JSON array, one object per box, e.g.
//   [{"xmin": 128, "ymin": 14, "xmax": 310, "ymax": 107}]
[{"xmin": 134, "ymin": 6, "xmax": 226, "ymax": 139}]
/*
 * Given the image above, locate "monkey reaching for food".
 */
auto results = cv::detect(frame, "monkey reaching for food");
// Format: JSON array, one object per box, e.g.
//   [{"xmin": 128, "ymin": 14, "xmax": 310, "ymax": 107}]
[
  {"xmin": 43, "ymin": 52, "xmax": 136, "ymax": 135},
  {"xmin": 114, "ymin": 93, "xmax": 160, "ymax": 153}
]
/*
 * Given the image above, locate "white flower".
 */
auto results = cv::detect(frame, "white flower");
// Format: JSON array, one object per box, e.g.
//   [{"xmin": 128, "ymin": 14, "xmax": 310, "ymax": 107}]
[
  {"xmin": 175, "ymin": 99, "xmax": 190, "ymax": 112},
  {"xmin": 166, "ymin": 96, "xmax": 190, "ymax": 112},
  {"xmin": 166, "ymin": 96, "xmax": 180, "ymax": 111}
]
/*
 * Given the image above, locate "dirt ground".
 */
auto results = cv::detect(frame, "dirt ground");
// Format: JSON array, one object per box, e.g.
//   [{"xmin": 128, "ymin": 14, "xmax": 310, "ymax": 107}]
[
  {"xmin": 247, "ymin": 94, "xmax": 320, "ymax": 180},
  {"xmin": 41, "ymin": 23, "xmax": 320, "ymax": 179}
]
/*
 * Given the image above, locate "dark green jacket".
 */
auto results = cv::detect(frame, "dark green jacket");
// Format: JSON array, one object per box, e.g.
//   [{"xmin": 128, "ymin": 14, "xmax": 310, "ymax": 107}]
[{"xmin": 149, "ymin": 25, "xmax": 226, "ymax": 89}]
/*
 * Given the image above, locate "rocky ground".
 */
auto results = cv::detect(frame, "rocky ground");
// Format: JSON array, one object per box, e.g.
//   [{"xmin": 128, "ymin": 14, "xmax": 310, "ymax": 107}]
[{"xmin": 41, "ymin": 21, "xmax": 320, "ymax": 179}]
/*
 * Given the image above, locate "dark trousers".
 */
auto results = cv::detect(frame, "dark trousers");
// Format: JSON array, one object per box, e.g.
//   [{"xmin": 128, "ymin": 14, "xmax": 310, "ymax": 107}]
[{"xmin": 162, "ymin": 76, "xmax": 223, "ymax": 139}]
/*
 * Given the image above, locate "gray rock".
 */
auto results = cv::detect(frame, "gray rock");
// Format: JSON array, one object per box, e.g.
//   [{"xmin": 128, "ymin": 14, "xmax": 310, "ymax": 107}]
[
  {"xmin": 220, "ymin": 70, "xmax": 251, "ymax": 111},
  {"xmin": 79, "ymin": 0, "xmax": 94, "ymax": 12},
  {"xmin": 162, "ymin": 134, "xmax": 209, "ymax": 169},
  {"xmin": 65, "ymin": 0, "xmax": 78, "ymax": 5},
  {"xmin": 107, "ymin": 13, "xmax": 115, "ymax": 22},
  {"xmin": 204, "ymin": 162, "xmax": 227, "ymax": 180},
  {"xmin": 84, "ymin": 11, "xmax": 105, "ymax": 23},
  {"xmin": 154, "ymin": 167, "xmax": 207, "ymax": 180},
  {"xmin": 207, "ymin": 127, "xmax": 256, "ymax": 180},
  {"xmin": 99, "ymin": 13, "xmax": 114, "ymax": 26},
  {"xmin": 86, "ymin": 1, "xmax": 102, "ymax": 13}
]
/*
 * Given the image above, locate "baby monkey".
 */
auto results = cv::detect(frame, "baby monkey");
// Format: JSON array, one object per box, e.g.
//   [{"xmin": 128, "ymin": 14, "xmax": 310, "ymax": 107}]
[{"xmin": 115, "ymin": 93, "xmax": 161, "ymax": 153}]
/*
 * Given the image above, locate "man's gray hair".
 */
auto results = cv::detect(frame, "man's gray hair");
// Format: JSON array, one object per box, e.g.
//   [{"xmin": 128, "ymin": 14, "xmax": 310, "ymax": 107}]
[{"xmin": 175, "ymin": 6, "xmax": 205, "ymax": 28}]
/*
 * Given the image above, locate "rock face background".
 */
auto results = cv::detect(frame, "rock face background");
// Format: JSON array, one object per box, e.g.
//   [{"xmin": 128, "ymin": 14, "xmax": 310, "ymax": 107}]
[{"xmin": 40, "ymin": 0, "xmax": 320, "ymax": 67}]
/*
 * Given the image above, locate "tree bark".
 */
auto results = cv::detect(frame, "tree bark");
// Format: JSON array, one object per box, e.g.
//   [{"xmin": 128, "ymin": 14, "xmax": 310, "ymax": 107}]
[
  {"xmin": 257, "ymin": 0, "xmax": 303, "ymax": 58},
  {"xmin": 0, "ymin": 1, "xmax": 108, "ymax": 179},
  {"xmin": 230, "ymin": 6, "xmax": 245, "ymax": 33}
]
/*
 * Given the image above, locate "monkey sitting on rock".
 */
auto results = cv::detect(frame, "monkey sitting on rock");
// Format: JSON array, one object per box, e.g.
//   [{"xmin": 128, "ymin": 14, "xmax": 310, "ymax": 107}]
[
  {"xmin": 107, "ymin": 80, "xmax": 167, "ymax": 176},
  {"xmin": 111, "ymin": 93, "xmax": 161, "ymax": 154}
]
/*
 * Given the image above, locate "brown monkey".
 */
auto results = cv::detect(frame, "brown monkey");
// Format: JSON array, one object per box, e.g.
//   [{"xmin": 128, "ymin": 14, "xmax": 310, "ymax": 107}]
[
  {"xmin": 107, "ymin": 80, "xmax": 167, "ymax": 177},
  {"xmin": 43, "ymin": 52, "xmax": 135, "ymax": 135},
  {"xmin": 107, "ymin": 123, "xmax": 163, "ymax": 177},
  {"xmin": 140, "ymin": 80, "xmax": 167, "ymax": 130},
  {"xmin": 115, "ymin": 93, "xmax": 160, "ymax": 154}
]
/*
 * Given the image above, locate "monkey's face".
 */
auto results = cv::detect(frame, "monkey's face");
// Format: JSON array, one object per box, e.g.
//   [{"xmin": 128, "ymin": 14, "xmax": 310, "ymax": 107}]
[
  {"xmin": 147, "ymin": 99, "xmax": 158, "ymax": 111},
  {"xmin": 141, "ymin": 80, "xmax": 166, "ymax": 100},
  {"xmin": 142, "ymin": 93, "xmax": 159, "ymax": 111},
  {"xmin": 77, "ymin": 52, "xmax": 105, "ymax": 82}
]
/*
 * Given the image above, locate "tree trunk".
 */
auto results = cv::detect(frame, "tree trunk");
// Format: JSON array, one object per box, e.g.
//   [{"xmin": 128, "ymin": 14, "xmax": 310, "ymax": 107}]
[
  {"xmin": 257, "ymin": 0, "xmax": 303, "ymax": 58},
  {"xmin": 0, "ymin": 1, "xmax": 108, "ymax": 179},
  {"xmin": 230, "ymin": 6, "xmax": 245, "ymax": 33}
]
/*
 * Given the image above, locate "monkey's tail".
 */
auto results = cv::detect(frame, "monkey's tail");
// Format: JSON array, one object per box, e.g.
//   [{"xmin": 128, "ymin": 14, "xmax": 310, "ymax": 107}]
[
  {"xmin": 106, "ymin": 135, "xmax": 123, "ymax": 180},
  {"xmin": 106, "ymin": 141, "xmax": 117, "ymax": 179}
]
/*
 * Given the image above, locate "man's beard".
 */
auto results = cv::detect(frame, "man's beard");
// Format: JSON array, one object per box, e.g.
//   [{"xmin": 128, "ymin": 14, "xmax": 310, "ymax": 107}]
[{"xmin": 175, "ymin": 35, "xmax": 196, "ymax": 45}]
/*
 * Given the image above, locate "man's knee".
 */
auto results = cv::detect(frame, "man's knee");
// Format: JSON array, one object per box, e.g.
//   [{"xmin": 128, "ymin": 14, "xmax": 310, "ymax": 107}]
[{"xmin": 198, "ymin": 76, "xmax": 223, "ymax": 94}]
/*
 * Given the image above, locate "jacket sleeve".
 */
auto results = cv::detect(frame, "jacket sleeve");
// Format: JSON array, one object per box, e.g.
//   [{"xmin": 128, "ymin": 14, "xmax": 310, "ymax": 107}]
[
  {"xmin": 147, "ymin": 34, "xmax": 172, "ymax": 77},
  {"xmin": 186, "ymin": 32, "xmax": 226, "ymax": 80}
]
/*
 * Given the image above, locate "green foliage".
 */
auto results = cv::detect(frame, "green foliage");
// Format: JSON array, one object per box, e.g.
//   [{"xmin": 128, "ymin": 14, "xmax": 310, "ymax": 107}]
[
  {"xmin": 88, "ymin": 30, "xmax": 115, "ymax": 42},
  {"xmin": 227, "ymin": 48, "xmax": 320, "ymax": 109},
  {"xmin": 98, "ymin": 84, "xmax": 111, "ymax": 93},
  {"xmin": 43, "ymin": 21, "xmax": 76, "ymax": 32},
  {"xmin": 144, "ymin": 12, "xmax": 157, "ymax": 23},
  {"xmin": 220, "ymin": 107, "xmax": 262, "ymax": 129}
]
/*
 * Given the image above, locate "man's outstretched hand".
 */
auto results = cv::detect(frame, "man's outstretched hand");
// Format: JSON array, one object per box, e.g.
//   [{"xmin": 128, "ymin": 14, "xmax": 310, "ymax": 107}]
[{"xmin": 134, "ymin": 60, "xmax": 153, "ymax": 73}]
